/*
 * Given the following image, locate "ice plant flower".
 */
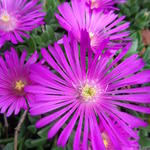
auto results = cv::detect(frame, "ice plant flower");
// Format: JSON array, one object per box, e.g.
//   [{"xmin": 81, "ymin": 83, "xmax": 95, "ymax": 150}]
[
  {"xmin": 55, "ymin": 0, "xmax": 130, "ymax": 53},
  {"xmin": 98, "ymin": 122, "xmax": 140, "ymax": 150},
  {"xmin": 26, "ymin": 34, "xmax": 150, "ymax": 150},
  {"xmin": 0, "ymin": 48, "xmax": 38, "ymax": 117},
  {"xmin": 0, "ymin": 0, "xmax": 45, "ymax": 47},
  {"xmin": 80, "ymin": 122, "xmax": 140, "ymax": 150},
  {"xmin": 86, "ymin": 0, "xmax": 126, "ymax": 12}
]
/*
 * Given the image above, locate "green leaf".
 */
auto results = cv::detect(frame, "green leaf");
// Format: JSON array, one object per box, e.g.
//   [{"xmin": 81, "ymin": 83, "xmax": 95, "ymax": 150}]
[
  {"xmin": 18, "ymin": 138, "xmax": 24, "ymax": 150},
  {"xmin": 125, "ymin": 38, "xmax": 138, "ymax": 57},
  {"xmin": 37, "ymin": 146, "xmax": 44, "ymax": 150},
  {"xmin": 25, "ymin": 138, "xmax": 47, "ymax": 148},
  {"xmin": 0, "ymin": 138, "xmax": 14, "ymax": 144},
  {"xmin": 27, "ymin": 125, "xmax": 37, "ymax": 134},
  {"xmin": 33, "ymin": 35, "xmax": 42, "ymax": 44},
  {"xmin": 51, "ymin": 147, "xmax": 64, "ymax": 150},
  {"xmin": 143, "ymin": 46, "xmax": 150, "ymax": 65},
  {"xmin": 26, "ymin": 36, "xmax": 37, "ymax": 52},
  {"xmin": 3, "ymin": 142, "xmax": 14, "ymax": 150},
  {"xmin": 28, "ymin": 115, "xmax": 40, "ymax": 124},
  {"xmin": 41, "ymin": 31, "xmax": 51, "ymax": 44},
  {"xmin": 139, "ymin": 126, "xmax": 150, "ymax": 148},
  {"xmin": 30, "ymin": 138, "xmax": 47, "ymax": 146},
  {"xmin": 37, "ymin": 125, "xmax": 51, "ymax": 138},
  {"xmin": 139, "ymin": 136, "xmax": 150, "ymax": 148},
  {"xmin": 46, "ymin": 25, "xmax": 55, "ymax": 40}
]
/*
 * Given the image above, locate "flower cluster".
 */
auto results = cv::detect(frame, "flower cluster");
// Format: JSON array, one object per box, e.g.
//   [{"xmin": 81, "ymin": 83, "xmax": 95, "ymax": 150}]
[
  {"xmin": 0, "ymin": 0, "xmax": 150, "ymax": 150},
  {"xmin": 26, "ymin": 33, "xmax": 150, "ymax": 150},
  {"xmin": 56, "ymin": 0, "xmax": 130, "ymax": 54}
]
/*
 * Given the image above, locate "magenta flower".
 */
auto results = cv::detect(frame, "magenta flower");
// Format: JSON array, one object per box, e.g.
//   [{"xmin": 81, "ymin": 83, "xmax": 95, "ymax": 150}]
[
  {"xmin": 26, "ymin": 34, "xmax": 150, "ymax": 150},
  {"xmin": 55, "ymin": 0, "xmax": 130, "ymax": 53},
  {"xmin": 0, "ymin": 0, "xmax": 45, "ymax": 47},
  {"xmin": 0, "ymin": 48, "xmax": 38, "ymax": 117},
  {"xmin": 98, "ymin": 121, "xmax": 139, "ymax": 150},
  {"xmin": 80, "ymin": 121, "xmax": 139, "ymax": 150},
  {"xmin": 86, "ymin": 0, "xmax": 126, "ymax": 11}
]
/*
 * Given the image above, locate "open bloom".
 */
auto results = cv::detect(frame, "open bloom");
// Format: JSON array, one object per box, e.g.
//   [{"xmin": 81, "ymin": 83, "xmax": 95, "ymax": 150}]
[
  {"xmin": 98, "ymin": 121, "xmax": 139, "ymax": 150},
  {"xmin": 55, "ymin": 0, "xmax": 130, "ymax": 54},
  {"xmin": 0, "ymin": 0, "xmax": 45, "ymax": 47},
  {"xmin": 26, "ymin": 34, "xmax": 150, "ymax": 150},
  {"xmin": 0, "ymin": 48, "xmax": 38, "ymax": 117},
  {"xmin": 86, "ymin": 0, "xmax": 126, "ymax": 12},
  {"xmin": 80, "ymin": 121, "xmax": 139, "ymax": 150}
]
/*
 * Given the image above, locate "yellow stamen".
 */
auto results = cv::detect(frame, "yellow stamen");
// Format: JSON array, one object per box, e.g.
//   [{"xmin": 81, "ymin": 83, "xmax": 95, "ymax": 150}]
[
  {"xmin": 15, "ymin": 80, "xmax": 25, "ymax": 91},
  {"xmin": 1, "ymin": 13, "xmax": 10, "ymax": 22},
  {"xmin": 102, "ymin": 133, "xmax": 109, "ymax": 148},
  {"xmin": 81, "ymin": 84, "xmax": 96, "ymax": 100},
  {"xmin": 91, "ymin": 0, "xmax": 99, "ymax": 9},
  {"xmin": 89, "ymin": 32, "xmax": 94, "ymax": 39}
]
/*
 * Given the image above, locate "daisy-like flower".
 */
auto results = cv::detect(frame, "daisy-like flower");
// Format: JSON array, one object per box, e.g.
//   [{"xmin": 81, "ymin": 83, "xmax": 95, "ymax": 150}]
[
  {"xmin": 0, "ymin": 0, "xmax": 45, "ymax": 47},
  {"xmin": 80, "ymin": 121, "xmax": 139, "ymax": 150},
  {"xmin": 26, "ymin": 33, "xmax": 150, "ymax": 150},
  {"xmin": 86, "ymin": 0, "xmax": 126, "ymax": 12},
  {"xmin": 0, "ymin": 48, "xmax": 38, "ymax": 117},
  {"xmin": 55, "ymin": 0, "xmax": 130, "ymax": 54},
  {"xmin": 98, "ymin": 121, "xmax": 140, "ymax": 150}
]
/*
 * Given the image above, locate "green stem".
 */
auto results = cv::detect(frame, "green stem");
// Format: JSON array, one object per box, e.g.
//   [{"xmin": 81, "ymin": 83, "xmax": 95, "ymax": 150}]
[{"xmin": 0, "ymin": 138, "xmax": 14, "ymax": 144}]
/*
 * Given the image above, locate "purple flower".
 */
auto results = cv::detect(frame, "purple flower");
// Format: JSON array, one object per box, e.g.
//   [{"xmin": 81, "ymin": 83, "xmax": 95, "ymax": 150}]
[
  {"xmin": 99, "ymin": 121, "xmax": 140, "ymax": 150},
  {"xmin": 55, "ymin": 0, "xmax": 130, "ymax": 54},
  {"xmin": 80, "ymin": 121, "xmax": 139, "ymax": 150},
  {"xmin": 0, "ymin": 48, "xmax": 38, "ymax": 117},
  {"xmin": 26, "ymin": 34, "xmax": 150, "ymax": 150},
  {"xmin": 86, "ymin": 0, "xmax": 126, "ymax": 11},
  {"xmin": 0, "ymin": 0, "xmax": 45, "ymax": 47}
]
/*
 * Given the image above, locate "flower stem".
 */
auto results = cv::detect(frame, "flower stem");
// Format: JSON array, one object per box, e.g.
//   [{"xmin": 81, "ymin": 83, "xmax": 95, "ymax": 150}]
[
  {"xmin": 14, "ymin": 109, "xmax": 28, "ymax": 150},
  {"xmin": 14, "ymin": 98, "xmax": 29, "ymax": 150},
  {"xmin": 41, "ymin": 0, "xmax": 46, "ymax": 32},
  {"xmin": 4, "ymin": 113, "xmax": 9, "ymax": 138}
]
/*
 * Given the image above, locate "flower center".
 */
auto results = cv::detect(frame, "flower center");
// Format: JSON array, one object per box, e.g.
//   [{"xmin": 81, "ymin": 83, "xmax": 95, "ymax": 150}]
[
  {"xmin": 89, "ymin": 32, "xmax": 94, "ymax": 40},
  {"xmin": 89, "ymin": 32, "xmax": 95, "ymax": 47},
  {"xmin": 1, "ymin": 12, "xmax": 10, "ymax": 22},
  {"xmin": 81, "ymin": 84, "xmax": 97, "ymax": 101},
  {"xmin": 15, "ymin": 80, "xmax": 25, "ymax": 92},
  {"xmin": 102, "ymin": 133, "xmax": 109, "ymax": 148},
  {"xmin": 0, "ymin": 11, "xmax": 17, "ymax": 31},
  {"xmin": 91, "ymin": 0, "xmax": 99, "ymax": 9}
]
